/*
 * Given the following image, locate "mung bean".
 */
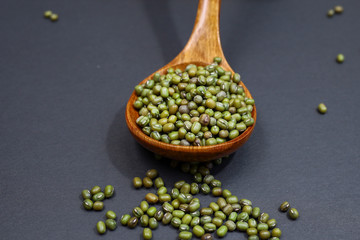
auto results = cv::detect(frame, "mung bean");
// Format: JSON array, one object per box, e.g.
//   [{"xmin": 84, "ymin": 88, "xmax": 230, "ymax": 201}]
[
  {"xmin": 288, "ymin": 208, "xmax": 299, "ymax": 220},
  {"xmin": 96, "ymin": 221, "xmax": 106, "ymax": 234},
  {"xmin": 105, "ymin": 219, "xmax": 117, "ymax": 230}
]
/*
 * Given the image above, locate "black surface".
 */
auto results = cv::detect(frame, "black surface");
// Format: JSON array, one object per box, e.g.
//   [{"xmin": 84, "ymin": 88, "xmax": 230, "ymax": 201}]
[{"xmin": 1, "ymin": 0, "xmax": 360, "ymax": 239}]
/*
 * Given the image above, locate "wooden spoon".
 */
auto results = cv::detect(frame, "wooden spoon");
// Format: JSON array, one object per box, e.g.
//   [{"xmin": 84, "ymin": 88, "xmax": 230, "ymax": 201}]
[{"xmin": 125, "ymin": 0, "xmax": 256, "ymax": 162}]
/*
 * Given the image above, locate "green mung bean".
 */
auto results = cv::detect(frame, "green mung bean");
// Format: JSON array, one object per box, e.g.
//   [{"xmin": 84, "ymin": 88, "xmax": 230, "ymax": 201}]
[
  {"xmin": 145, "ymin": 193, "xmax": 158, "ymax": 204},
  {"xmin": 96, "ymin": 221, "xmax": 106, "ymax": 234},
  {"xmin": 140, "ymin": 201, "xmax": 149, "ymax": 212},
  {"xmin": 90, "ymin": 186, "xmax": 101, "ymax": 195},
  {"xmin": 279, "ymin": 201, "xmax": 290, "ymax": 212},
  {"xmin": 173, "ymin": 210, "xmax": 185, "ymax": 218},
  {"xmin": 143, "ymin": 228, "xmax": 152, "ymax": 240},
  {"xmin": 154, "ymin": 210, "xmax": 164, "ymax": 221},
  {"xmin": 271, "ymin": 228, "xmax": 282, "ymax": 237},
  {"xmin": 182, "ymin": 214, "xmax": 192, "ymax": 225},
  {"xmin": 214, "ymin": 211, "xmax": 226, "ymax": 220},
  {"xmin": 172, "ymin": 199, "xmax": 180, "ymax": 209},
  {"xmin": 259, "ymin": 230, "xmax": 271, "ymax": 239},
  {"xmin": 209, "ymin": 202, "xmax": 220, "ymax": 212},
  {"xmin": 104, "ymin": 185, "xmax": 114, "ymax": 198},
  {"xmin": 248, "ymin": 218, "xmax": 257, "ymax": 228},
  {"xmin": 222, "ymin": 204, "xmax": 233, "ymax": 216},
  {"xmin": 204, "ymin": 223, "xmax": 217, "ymax": 232},
  {"xmin": 247, "ymin": 227, "xmax": 258, "ymax": 236},
  {"xmin": 81, "ymin": 189, "xmax": 91, "ymax": 199},
  {"xmin": 259, "ymin": 213, "xmax": 269, "ymax": 223},
  {"xmin": 83, "ymin": 199, "xmax": 93, "ymax": 210},
  {"xmin": 225, "ymin": 220, "xmax": 236, "ymax": 231},
  {"xmin": 200, "ymin": 183, "xmax": 211, "ymax": 194},
  {"xmin": 133, "ymin": 177, "xmax": 143, "ymax": 188},
  {"xmin": 149, "ymin": 218, "xmax": 158, "ymax": 229},
  {"xmin": 143, "ymin": 177, "xmax": 153, "ymax": 188},
  {"xmin": 267, "ymin": 219, "xmax": 276, "ymax": 229},
  {"xmin": 92, "ymin": 192, "xmax": 104, "ymax": 201},
  {"xmin": 200, "ymin": 216, "xmax": 213, "ymax": 225},
  {"xmin": 106, "ymin": 210, "xmax": 116, "ymax": 219},
  {"xmin": 128, "ymin": 217, "xmax": 138, "ymax": 228},
  {"xmin": 44, "ymin": 10, "xmax": 52, "ymax": 18},
  {"xmin": 147, "ymin": 206, "xmax": 157, "ymax": 217},
  {"xmin": 327, "ymin": 9, "xmax": 335, "ymax": 17},
  {"xmin": 120, "ymin": 214, "xmax": 131, "ymax": 226},
  {"xmin": 257, "ymin": 223, "xmax": 268, "ymax": 231},
  {"xmin": 237, "ymin": 212, "xmax": 250, "ymax": 222},
  {"xmin": 200, "ymin": 208, "xmax": 213, "ymax": 216},
  {"xmin": 191, "ymin": 217, "xmax": 200, "ymax": 227},
  {"xmin": 171, "ymin": 217, "xmax": 182, "ymax": 228},
  {"xmin": 288, "ymin": 208, "xmax": 299, "ymax": 220},
  {"xmin": 242, "ymin": 205, "xmax": 253, "ymax": 215},
  {"xmin": 93, "ymin": 201, "xmax": 104, "ymax": 211},
  {"xmin": 146, "ymin": 169, "xmax": 158, "ymax": 179},
  {"xmin": 236, "ymin": 221, "xmax": 249, "ymax": 231},
  {"xmin": 105, "ymin": 219, "xmax": 117, "ymax": 230},
  {"xmin": 228, "ymin": 212, "xmax": 238, "ymax": 222},
  {"xmin": 190, "ymin": 182, "xmax": 199, "ymax": 194},
  {"xmin": 158, "ymin": 194, "xmax": 171, "ymax": 203},
  {"xmin": 140, "ymin": 215, "xmax": 149, "ymax": 227},
  {"xmin": 216, "ymin": 225, "xmax": 228, "ymax": 238},
  {"xmin": 162, "ymin": 202, "xmax": 174, "ymax": 213},
  {"xmin": 212, "ymin": 217, "xmax": 223, "ymax": 227},
  {"xmin": 162, "ymin": 212, "xmax": 173, "ymax": 225},
  {"xmin": 210, "ymin": 179, "xmax": 221, "ymax": 188},
  {"xmin": 248, "ymin": 236, "xmax": 260, "ymax": 240},
  {"xmin": 154, "ymin": 177, "xmax": 164, "ymax": 188},
  {"xmin": 336, "ymin": 53, "xmax": 345, "ymax": 63},
  {"xmin": 231, "ymin": 203, "xmax": 241, "ymax": 212},
  {"xmin": 202, "ymin": 233, "xmax": 213, "ymax": 240},
  {"xmin": 179, "ymin": 224, "xmax": 190, "ymax": 232},
  {"xmin": 318, "ymin": 103, "xmax": 327, "ymax": 114},
  {"xmin": 179, "ymin": 231, "xmax": 192, "ymax": 240},
  {"xmin": 252, "ymin": 207, "xmax": 260, "ymax": 218},
  {"xmin": 189, "ymin": 201, "xmax": 200, "ymax": 212},
  {"xmin": 180, "ymin": 183, "xmax": 191, "ymax": 194},
  {"xmin": 334, "ymin": 5, "xmax": 344, "ymax": 13},
  {"xmin": 50, "ymin": 13, "xmax": 58, "ymax": 21},
  {"xmin": 133, "ymin": 207, "xmax": 144, "ymax": 218}
]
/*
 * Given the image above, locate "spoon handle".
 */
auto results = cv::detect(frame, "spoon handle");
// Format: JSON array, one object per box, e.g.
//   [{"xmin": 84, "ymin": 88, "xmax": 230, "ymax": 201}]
[{"xmin": 169, "ymin": 0, "xmax": 230, "ymax": 69}]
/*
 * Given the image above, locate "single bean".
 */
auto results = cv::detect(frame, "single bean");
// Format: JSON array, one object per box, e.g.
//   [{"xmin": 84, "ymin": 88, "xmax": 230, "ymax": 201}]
[
  {"xmin": 216, "ymin": 225, "xmax": 228, "ymax": 238},
  {"xmin": 105, "ymin": 219, "xmax": 117, "ymax": 231},
  {"xmin": 104, "ymin": 185, "xmax": 114, "ymax": 198},
  {"xmin": 93, "ymin": 201, "xmax": 104, "ymax": 211},
  {"xmin": 143, "ymin": 228, "xmax": 153, "ymax": 240},
  {"xmin": 96, "ymin": 221, "xmax": 106, "ymax": 234}
]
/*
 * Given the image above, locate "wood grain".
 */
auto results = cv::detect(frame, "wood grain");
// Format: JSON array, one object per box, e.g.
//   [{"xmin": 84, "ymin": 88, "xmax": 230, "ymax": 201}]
[{"xmin": 125, "ymin": 0, "xmax": 256, "ymax": 162}]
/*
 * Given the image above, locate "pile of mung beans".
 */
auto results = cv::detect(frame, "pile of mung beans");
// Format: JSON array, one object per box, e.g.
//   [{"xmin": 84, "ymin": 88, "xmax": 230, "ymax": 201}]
[
  {"xmin": 133, "ymin": 57, "xmax": 255, "ymax": 146},
  {"xmin": 81, "ymin": 185, "xmax": 114, "ymax": 211},
  {"xmin": 81, "ymin": 158, "xmax": 299, "ymax": 239}
]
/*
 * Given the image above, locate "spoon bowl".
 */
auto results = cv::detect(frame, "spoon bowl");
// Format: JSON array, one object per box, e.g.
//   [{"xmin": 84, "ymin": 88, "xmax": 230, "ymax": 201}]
[{"xmin": 125, "ymin": 0, "xmax": 256, "ymax": 162}]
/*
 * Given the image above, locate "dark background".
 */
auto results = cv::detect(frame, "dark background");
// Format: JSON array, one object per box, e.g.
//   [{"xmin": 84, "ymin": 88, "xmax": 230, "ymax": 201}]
[{"xmin": 1, "ymin": 0, "xmax": 359, "ymax": 239}]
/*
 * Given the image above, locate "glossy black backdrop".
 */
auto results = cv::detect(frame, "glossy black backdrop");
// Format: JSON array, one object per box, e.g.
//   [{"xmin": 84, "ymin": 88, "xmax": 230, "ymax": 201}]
[{"xmin": 1, "ymin": 0, "xmax": 359, "ymax": 239}]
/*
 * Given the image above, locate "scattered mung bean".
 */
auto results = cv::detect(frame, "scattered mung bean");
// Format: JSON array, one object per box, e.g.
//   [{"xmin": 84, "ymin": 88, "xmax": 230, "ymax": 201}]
[
  {"xmin": 318, "ymin": 103, "xmax": 327, "ymax": 114},
  {"xmin": 96, "ymin": 221, "xmax": 106, "ymax": 234},
  {"xmin": 336, "ymin": 54, "xmax": 345, "ymax": 63},
  {"xmin": 288, "ymin": 208, "xmax": 299, "ymax": 220}
]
